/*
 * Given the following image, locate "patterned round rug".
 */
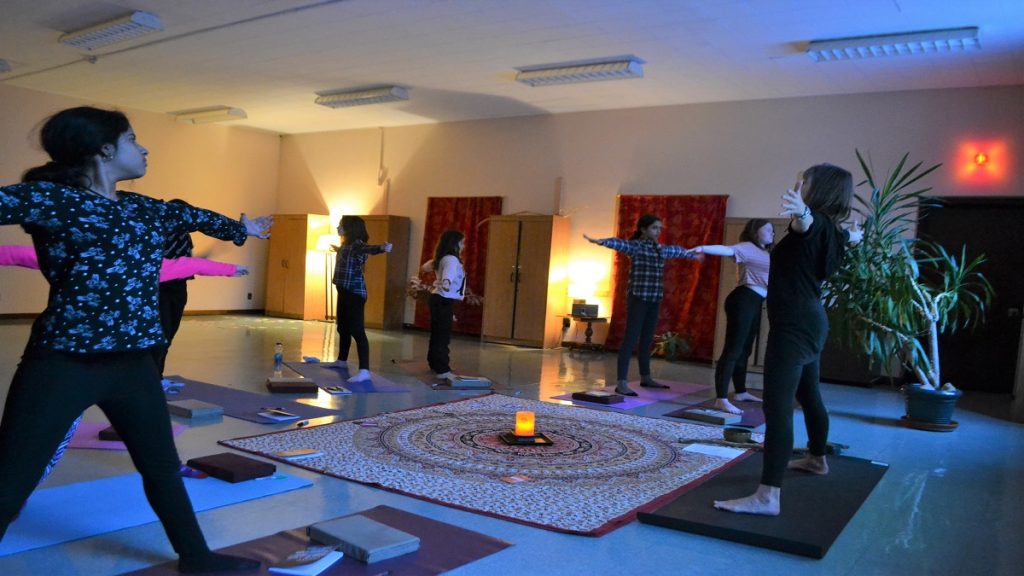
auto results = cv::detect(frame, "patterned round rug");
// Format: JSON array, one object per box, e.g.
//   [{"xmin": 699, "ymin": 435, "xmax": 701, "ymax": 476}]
[{"xmin": 222, "ymin": 394, "xmax": 754, "ymax": 534}]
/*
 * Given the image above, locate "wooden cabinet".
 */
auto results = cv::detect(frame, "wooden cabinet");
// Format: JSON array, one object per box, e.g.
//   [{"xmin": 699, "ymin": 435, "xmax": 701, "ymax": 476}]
[
  {"xmin": 264, "ymin": 214, "xmax": 331, "ymax": 320},
  {"xmin": 360, "ymin": 215, "xmax": 410, "ymax": 330},
  {"xmin": 481, "ymin": 215, "xmax": 569, "ymax": 348}
]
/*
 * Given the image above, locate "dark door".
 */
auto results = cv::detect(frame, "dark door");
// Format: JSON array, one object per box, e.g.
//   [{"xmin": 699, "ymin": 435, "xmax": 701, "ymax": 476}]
[{"xmin": 917, "ymin": 197, "xmax": 1024, "ymax": 393}]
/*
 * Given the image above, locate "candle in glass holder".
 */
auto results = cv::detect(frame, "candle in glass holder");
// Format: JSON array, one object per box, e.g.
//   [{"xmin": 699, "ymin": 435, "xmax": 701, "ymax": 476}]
[{"xmin": 514, "ymin": 411, "xmax": 535, "ymax": 437}]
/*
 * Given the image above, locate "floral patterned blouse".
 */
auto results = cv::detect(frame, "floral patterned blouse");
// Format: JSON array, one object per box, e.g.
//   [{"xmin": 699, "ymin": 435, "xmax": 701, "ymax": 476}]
[{"xmin": 0, "ymin": 181, "xmax": 247, "ymax": 353}]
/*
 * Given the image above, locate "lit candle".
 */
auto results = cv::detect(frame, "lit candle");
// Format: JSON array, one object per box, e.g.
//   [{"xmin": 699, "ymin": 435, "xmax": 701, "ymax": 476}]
[{"xmin": 514, "ymin": 411, "xmax": 535, "ymax": 437}]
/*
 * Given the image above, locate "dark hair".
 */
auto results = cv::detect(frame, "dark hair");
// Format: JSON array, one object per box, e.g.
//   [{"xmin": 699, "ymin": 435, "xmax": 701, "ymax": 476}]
[
  {"xmin": 802, "ymin": 163, "xmax": 852, "ymax": 225},
  {"xmin": 21, "ymin": 107, "xmax": 131, "ymax": 188},
  {"xmin": 739, "ymin": 218, "xmax": 773, "ymax": 250},
  {"xmin": 433, "ymin": 229, "xmax": 465, "ymax": 265},
  {"xmin": 630, "ymin": 214, "xmax": 662, "ymax": 240},
  {"xmin": 339, "ymin": 215, "xmax": 369, "ymax": 244}
]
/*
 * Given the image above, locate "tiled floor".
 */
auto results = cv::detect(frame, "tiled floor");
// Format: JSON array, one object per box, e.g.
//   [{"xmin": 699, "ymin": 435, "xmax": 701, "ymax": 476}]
[{"xmin": 1, "ymin": 315, "xmax": 1022, "ymax": 575}]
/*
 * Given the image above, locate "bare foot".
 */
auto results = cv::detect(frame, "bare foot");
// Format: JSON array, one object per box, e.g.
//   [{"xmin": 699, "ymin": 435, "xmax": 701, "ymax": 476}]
[
  {"xmin": 788, "ymin": 455, "xmax": 829, "ymax": 475},
  {"xmin": 734, "ymin": 392, "xmax": 762, "ymax": 402},
  {"xmin": 713, "ymin": 484, "xmax": 780, "ymax": 516},
  {"xmin": 614, "ymin": 380, "xmax": 638, "ymax": 396},
  {"xmin": 713, "ymin": 398, "xmax": 743, "ymax": 414},
  {"xmin": 347, "ymin": 369, "xmax": 372, "ymax": 383}
]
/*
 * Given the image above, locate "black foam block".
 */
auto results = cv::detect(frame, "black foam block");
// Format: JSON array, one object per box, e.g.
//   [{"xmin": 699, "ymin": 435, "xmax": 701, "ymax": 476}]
[{"xmin": 638, "ymin": 453, "xmax": 887, "ymax": 558}]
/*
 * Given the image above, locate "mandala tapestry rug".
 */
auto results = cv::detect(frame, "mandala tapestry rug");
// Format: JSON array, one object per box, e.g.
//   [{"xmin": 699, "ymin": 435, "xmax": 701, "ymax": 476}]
[{"xmin": 221, "ymin": 394, "xmax": 754, "ymax": 535}]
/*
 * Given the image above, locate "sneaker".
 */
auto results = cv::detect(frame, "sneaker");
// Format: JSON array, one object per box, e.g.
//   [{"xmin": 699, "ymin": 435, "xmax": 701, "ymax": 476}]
[{"xmin": 347, "ymin": 369, "xmax": 372, "ymax": 383}]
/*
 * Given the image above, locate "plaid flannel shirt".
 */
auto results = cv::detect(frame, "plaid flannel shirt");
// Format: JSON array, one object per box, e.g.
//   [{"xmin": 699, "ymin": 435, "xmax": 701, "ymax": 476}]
[
  {"xmin": 333, "ymin": 240, "xmax": 387, "ymax": 298},
  {"xmin": 597, "ymin": 238, "xmax": 698, "ymax": 302}
]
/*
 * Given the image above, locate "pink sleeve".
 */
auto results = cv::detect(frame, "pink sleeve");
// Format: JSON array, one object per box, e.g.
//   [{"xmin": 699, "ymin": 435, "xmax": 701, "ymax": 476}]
[
  {"xmin": 159, "ymin": 257, "xmax": 239, "ymax": 282},
  {"xmin": 0, "ymin": 245, "xmax": 40, "ymax": 270}
]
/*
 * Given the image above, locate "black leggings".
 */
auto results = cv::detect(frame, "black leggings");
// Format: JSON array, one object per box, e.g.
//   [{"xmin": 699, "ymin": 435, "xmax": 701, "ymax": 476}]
[
  {"xmin": 154, "ymin": 279, "xmax": 189, "ymax": 376},
  {"xmin": 427, "ymin": 294, "xmax": 455, "ymax": 374},
  {"xmin": 0, "ymin": 346, "xmax": 209, "ymax": 556},
  {"xmin": 760, "ymin": 353, "xmax": 830, "ymax": 487},
  {"xmin": 714, "ymin": 286, "xmax": 764, "ymax": 398},
  {"xmin": 336, "ymin": 288, "xmax": 369, "ymax": 370},
  {"xmin": 617, "ymin": 295, "xmax": 661, "ymax": 381}
]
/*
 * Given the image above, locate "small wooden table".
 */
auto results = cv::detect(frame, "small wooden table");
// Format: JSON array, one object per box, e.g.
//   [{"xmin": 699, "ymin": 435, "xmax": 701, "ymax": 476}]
[{"xmin": 565, "ymin": 315, "xmax": 608, "ymax": 351}]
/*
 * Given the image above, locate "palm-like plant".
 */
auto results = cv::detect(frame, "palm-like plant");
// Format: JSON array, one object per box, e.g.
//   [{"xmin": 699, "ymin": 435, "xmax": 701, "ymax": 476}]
[{"xmin": 825, "ymin": 151, "xmax": 994, "ymax": 391}]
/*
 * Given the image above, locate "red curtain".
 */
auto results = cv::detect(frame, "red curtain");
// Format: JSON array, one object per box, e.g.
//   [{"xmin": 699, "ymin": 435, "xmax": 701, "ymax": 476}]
[
  {"xmin": 413, "ymin": 196, "xmax": 503, "ymax": 335},
  {"xmin": 604, "ymin": 195, "xmax": 728, "ymax": 362}
]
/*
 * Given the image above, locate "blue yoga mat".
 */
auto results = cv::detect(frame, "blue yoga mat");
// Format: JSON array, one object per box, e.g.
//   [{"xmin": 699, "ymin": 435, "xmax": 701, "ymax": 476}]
[
  {"xmin": 0, "ymin": 472, "xmax": 312, "ymax": 556},
  {"xmin": 285, "ymin": 362, "xmax": 409, "ymax": 393},
  {"xmin": 166, "ymin": 376, "xmax": 340, "ymax": 423}
]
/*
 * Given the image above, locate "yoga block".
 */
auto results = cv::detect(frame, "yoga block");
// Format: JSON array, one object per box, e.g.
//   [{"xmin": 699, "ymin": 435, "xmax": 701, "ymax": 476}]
[
  {"xmin": 447, "ymin": 375, "xmax": 492, "ymax": 389},
  {"xmin": 98, "ymin": 426, "xmax": 121, "ymax": 441},
  {"xmin": 167, "ymin": 399, "xmax": 224, "ymax": 419},
  {"xmin": 676, "ymin": 408, "xmax": 741, "ymax": 426},
  {"xmin": 186, "ymin": 452, "xmax": 276, "ymax": 483},
  {"xmin": 572, "ymin": 390, "xmax": 624, "ymax": 404},
  {"xmin": 266, "ymin": 377, "xmax": 318, "ymax": 394},
  {"xmin": 308, "ymin": 514, "xmax": 420, "ymax": 563}
]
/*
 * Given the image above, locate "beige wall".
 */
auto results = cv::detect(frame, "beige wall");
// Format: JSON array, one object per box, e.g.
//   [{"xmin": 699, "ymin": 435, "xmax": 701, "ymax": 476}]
[
  {"xmin": 277, "ymin": 85, "xmax": 1024, "ymax": 322},
  {"xmin": 0, "ymin": 83, "xmax": 281, "ymax": 314}
]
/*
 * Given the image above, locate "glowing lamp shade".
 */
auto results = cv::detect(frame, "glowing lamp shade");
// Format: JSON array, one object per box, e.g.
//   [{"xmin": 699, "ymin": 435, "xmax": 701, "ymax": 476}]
[
  {"xmin": 514, "ymin": 411, "xmax": 535, "ymax": 437},
  {"xmin": 974, "ymin": 153, "xmax": 989, "ymax": 165}
]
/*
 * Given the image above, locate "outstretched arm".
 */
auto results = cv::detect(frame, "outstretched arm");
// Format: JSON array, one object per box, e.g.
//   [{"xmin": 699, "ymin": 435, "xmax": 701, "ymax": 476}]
[
  {"xmin": 159, "ymin": 256, "xmax": 247, "ymax": 282},
  {"xmin": 0, "ymin": 245, "xmax": 40, "ymax": 270},
  {"xmin": 692, "ymin": 245, "xmax": 736, "ymax": 257},
  {"xmin": 583, "ymin": 234, "xmax": 638, "ymax": 255}
]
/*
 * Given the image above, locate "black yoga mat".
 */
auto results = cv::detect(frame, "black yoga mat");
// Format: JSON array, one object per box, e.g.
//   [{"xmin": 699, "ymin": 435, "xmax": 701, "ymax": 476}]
[
  {"xmin": 638, "ymin": 453, "xmax": 888, "ymax": 558},
  {"xmin": 123, "ymin": 504, "xmax": 513, "ymax": 575},
  {"xmin": 165, "ymin": 375, "xmax": 339, "ymax": 423}
]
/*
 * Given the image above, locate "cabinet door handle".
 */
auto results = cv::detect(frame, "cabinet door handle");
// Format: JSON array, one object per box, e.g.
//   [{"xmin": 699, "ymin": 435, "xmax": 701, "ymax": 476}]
[{"xmin": 282, "ymin": 259, "xmax": 288, "ymax": 269}]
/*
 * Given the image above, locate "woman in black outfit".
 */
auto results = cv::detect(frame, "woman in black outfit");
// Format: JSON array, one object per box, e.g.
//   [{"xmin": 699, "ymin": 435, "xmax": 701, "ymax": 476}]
[
  {"xmin": 0, "ymin": 107, "xmax": 271, "ymax": 573},
  {"xmin": 715, "ymin": 164, "xmax": 861, "ymax": 516}
]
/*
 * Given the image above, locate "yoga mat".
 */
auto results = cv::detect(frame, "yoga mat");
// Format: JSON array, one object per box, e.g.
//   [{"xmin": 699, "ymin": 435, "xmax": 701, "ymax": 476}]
[
  {"xmin": 637, "ymin": 453, "xmax": 888, "ymax": 558},
  {"xmin": 68, "ymin": 421, "xmax": 187, "ymax": 451},
  {"xmin": 123, "ymin": 505, "xmax": 513, "ymax": 575},
  {"xmin": 551, "ymin": 380, "xmax": 708, "ymax": 410},
  {"xmin": 285, "ymin": 362, "xmax": 408, "ymax": 393},
  {"xmin": 222, "ymin": 394, "xmax": 751, "ymax": 535},
  {"xmin": 0, "ymin": 472, "xmax": 313, "ymax": 556},
  {"xmin": 664, "ymin": 396, "xmax": 766, "ymax": 428},
  {"xmin": 165, "ymin": 376, "xmax": 339, "ymax": 424},
  {"xmin": 393, "ymin": 359, "xmax": 443, "ymax": 384}
]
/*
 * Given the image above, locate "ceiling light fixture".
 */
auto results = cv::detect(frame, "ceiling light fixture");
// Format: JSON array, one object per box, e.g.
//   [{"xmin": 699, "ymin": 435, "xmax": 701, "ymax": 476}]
[
  {"xmin": 314, "ymin": 86, "xmax": 409, "ymax": 108},
  {"xmin": 807, "ymin": 27, "xmax": 980, "ymax": 62},
  {"xmin": 515, "ymin": 57, "xmax": 644, "ymax": 87},
  {"xmin": 171, "ymin": 106, "xmax": 247, "ymax": 125},
  {"xmin": 59, "ymin": 11, "xmax": 163, "ymax": 50}
]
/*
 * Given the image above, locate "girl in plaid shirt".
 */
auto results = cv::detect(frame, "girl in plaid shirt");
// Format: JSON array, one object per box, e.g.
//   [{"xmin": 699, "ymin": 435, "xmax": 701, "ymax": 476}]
[
  {"xmin": 333, "ymin": 215, "xmax": 392, "ymax": 383},
  {"xmin": 585, "ymin": 214, "xmax": 699, "ymax": 396}
]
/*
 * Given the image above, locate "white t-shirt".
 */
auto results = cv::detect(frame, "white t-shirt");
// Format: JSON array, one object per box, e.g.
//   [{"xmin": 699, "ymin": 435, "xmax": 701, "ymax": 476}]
[
  {"xmin": 732, "ymin": 241, "xmax": 770, "ymax": 297},
  {"xmin": 430, "ymin": 254, "xmax": 466, "ymax": 300}
]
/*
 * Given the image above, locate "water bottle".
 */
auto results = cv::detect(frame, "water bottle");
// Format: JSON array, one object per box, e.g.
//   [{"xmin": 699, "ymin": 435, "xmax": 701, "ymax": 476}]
[{"xmin": 273, "ymin": 342, "xmax": 284, "ymax": 377}]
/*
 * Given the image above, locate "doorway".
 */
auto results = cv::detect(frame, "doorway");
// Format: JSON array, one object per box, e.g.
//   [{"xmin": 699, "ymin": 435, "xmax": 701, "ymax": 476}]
[{"xmin": 916, "ymin": 197, "xmax": 1024, "ymax": 393}]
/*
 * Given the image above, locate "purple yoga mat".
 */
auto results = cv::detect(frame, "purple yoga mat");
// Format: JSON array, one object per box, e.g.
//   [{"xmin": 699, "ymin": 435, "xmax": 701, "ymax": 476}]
[
  {"xmin": 664, "ymin": 395, "xmax": 766, "ymax": 428},
  {"xmin": 165, "ymin": 376, "xmax": 339, "ymax": 424},
  {"xmin": 285, "ymin": 362, "xmax": 409, "ymax": 393},
  {"xmin": 551, "ymin": 380, "xmax": 708, "ymax": 410},
  {"xmin": 394, "ymin": 360, "xmax": 442, "ymax": 384},
  {"xmin": 68, "ymin": 421, "xmax": 187, "ymax": 451},
  {"xmin": 122, "ymin": 505, "xmax": 512, "ymax": 575}
]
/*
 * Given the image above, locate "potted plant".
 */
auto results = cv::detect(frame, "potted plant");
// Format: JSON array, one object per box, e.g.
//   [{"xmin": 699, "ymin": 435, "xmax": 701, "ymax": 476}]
[{"xmin": 825, "ymin": 151, "xmax": 994, "ymax": 430}]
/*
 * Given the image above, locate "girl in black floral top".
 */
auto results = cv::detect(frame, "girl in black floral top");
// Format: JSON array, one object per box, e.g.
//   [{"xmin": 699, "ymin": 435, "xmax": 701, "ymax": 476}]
[{"xmin": 0, "ymin": 107, "xmax": 270, "ymax": 573}]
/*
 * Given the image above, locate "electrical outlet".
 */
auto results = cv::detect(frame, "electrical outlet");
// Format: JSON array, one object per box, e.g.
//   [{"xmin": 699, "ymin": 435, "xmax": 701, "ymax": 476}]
[{"xmin": 247, "ymin": 292, "xmax": 253, "ymax": 300}]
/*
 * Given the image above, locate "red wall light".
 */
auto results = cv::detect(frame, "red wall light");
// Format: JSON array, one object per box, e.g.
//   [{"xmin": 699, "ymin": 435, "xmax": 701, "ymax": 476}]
[{"xmin": 955, "ymin": 140, "xmax": 1008, "ymax": 186}]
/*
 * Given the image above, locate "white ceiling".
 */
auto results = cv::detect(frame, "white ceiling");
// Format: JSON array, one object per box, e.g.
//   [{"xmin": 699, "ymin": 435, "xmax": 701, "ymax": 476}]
[{"xmin": 1, "ymin": 0, "xmax": 1022, "ymax": 135}]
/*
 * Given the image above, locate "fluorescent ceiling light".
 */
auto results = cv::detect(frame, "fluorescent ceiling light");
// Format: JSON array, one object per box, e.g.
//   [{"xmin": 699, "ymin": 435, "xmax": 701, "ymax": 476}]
[
  {"xmin": 171, "ymin": 106, "xmax": 247, "ymax": 125},
  {"xmin": 807, "ymin": 27, "xmax": 980, "ymax": 62},
  {"xmin": 0, "ymin": 59, "xmax": 10, "ymax": 74},
  {"xmin": 59, "ymin": 11, "xmax": 163, "ymax": 50},
  {"xmin": 515, "ymin": 58, "xmax": 644, "ymax": 87},
  {"xmin": 315, "ymin": 86, "xmax": 409, "ymax": 108}
]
